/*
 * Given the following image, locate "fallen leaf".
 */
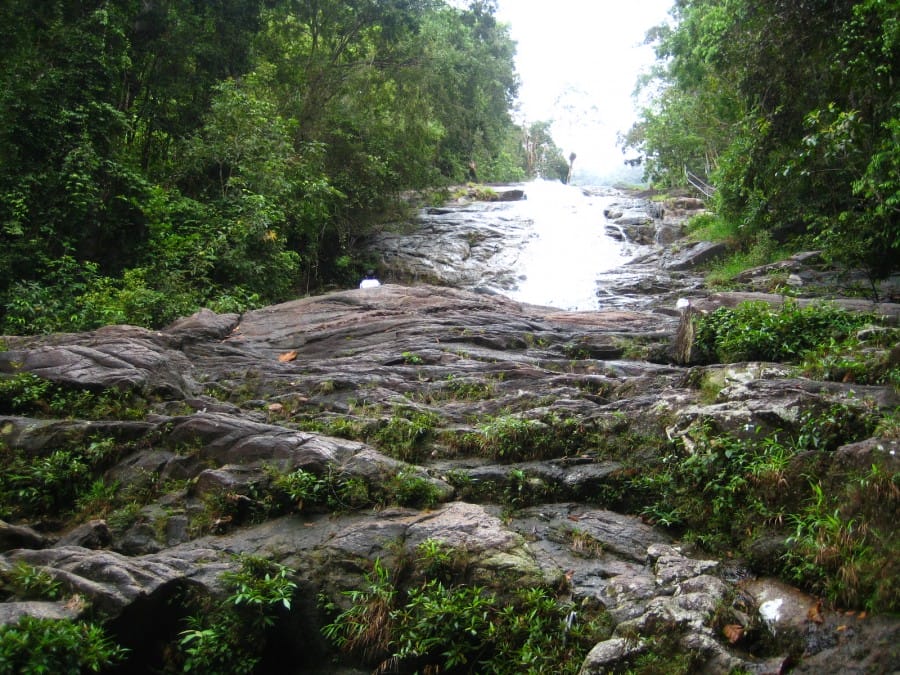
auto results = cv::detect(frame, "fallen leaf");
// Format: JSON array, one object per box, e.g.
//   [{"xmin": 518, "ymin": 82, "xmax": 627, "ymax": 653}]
[
  {"xmin": 836, "ymin": 625, "xmax": 847, "ymax": 632},
  {"xmin": 567, "ymin": 514, "xmax": 581, "ymax": 522},
  {"xmin": 858, "ymin": 611, "xmax": 867, "ymax": 620},
  {"xmin": 808, "ymin": 600, "xmax": 824, "ymax": 624},
  {"xmin": 278, "ymin": 350, "xmax": 298, "ymax": 362},
  {"xmin": 723, "ymin": 624, "xmax": 744, "ymax": 644}
]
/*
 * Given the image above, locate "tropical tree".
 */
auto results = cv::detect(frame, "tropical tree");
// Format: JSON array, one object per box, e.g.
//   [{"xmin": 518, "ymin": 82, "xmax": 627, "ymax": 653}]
[{"xmin": 625, "ymin": 0, "xmax": 899, "ymax": 283}]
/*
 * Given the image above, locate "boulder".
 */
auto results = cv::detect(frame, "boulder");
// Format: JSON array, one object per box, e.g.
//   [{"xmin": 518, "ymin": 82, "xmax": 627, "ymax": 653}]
[{"xmin": 662, "ymin": 241, "xmax": 728, "ymax": 271}]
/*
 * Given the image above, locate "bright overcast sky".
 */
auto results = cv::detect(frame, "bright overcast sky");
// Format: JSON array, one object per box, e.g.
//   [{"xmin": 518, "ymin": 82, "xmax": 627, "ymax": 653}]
[{"xmin": 494, "ymin": 0, "xmax": 673, "ymax": 180}]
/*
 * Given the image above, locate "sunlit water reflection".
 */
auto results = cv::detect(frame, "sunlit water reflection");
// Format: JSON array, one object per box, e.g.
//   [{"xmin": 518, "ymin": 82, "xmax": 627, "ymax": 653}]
[{"xmin": 503, "ymin": 180, "xmax": 633, "ymax": 311}]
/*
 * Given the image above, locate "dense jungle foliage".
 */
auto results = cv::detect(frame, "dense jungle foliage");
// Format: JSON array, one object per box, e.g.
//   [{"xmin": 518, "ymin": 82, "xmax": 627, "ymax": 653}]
[
  {"xmin": 623, "ymin": 0, "xmax": 899, "ymax": 289},
  {"xmin": 0, "ymin": 0, "xmax": 571, "ymax": 334}
]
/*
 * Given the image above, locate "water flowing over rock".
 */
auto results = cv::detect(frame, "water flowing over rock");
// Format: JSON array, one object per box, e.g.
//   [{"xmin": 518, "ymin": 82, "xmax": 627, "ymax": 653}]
[{"xmin": 1, "ymin": 182, "xmax": 897, "ymax": 673}]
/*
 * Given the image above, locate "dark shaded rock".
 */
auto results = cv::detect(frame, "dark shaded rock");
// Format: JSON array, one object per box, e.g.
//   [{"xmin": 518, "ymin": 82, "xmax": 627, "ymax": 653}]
[
  {"xmin": 56, "ymin": 520, "xmax": 111, "ymax": 550},
  {"xmin": 831, "ymin": 437, "xmax": 900, "ymax": 475},
  {"xmin": 0, "ymin": 520, "xmax": 52, "ymax": 552},
  {"xmin": 4, "ymin": 545, "xmax": 231, "ymax": 617},
  {"xmin": 662, "ymin": 241, "xmax": 728, "ymax": 271},
  {"xmin": 491, "ymin": 188, "xmax": 525, "ymax": 202},
  {"xmin": 0, "ymin": 326, "xmax": 197, "ymax": 398},
  {"xmin": 747, "ymin": 534, "xmax": 791, "ymax": 574},
  {"xmin": 116, "ymin": 522, "xmax": 164, "ymax": 556},
  {"xmin": 164, "ymin": 308, "xmax": 240, "ymax": 345}
]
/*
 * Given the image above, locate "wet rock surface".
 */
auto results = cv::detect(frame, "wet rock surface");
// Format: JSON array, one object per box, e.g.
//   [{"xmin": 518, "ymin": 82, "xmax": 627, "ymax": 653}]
[{"xmin": 1, "ymin": 184, "xmax": 898, "ymax": 673}]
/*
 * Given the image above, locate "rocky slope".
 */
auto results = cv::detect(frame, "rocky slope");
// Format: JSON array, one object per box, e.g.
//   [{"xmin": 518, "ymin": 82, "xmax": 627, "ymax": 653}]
[{"xmin": 0, "ymin": 189, "xmax": 898, "ymax": 673}]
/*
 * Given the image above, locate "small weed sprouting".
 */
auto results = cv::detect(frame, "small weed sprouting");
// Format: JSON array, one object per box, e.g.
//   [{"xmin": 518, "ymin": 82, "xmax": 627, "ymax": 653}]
[
  {"xmin": 425, "ymin": 374, "xmax": 496, "ymax": 402},
  {"xmin": 471, "ymin": 413, "xmax": 591, "ymax": 462},
  {"xmin": 0, "ymin": 439, "xmax": 128, "ymax": 519},
  {"xmin": 75, "ymin": 478, "xmax": 121, "ymax": 519},
  {"xmin": 401, "ymin": 351, "xmax": 424, "ymax": 365},
  {"xmin": 568, "ymin": 528, "xmax": 604, "ymax": 558},
  {"xmin": 476, "ymin": 415, "xmax": 541, "ymax": 460},
  {"xmin": 784, "ymin": 482, "xmax": 872, "ymax": 609},
  {"xmin": 783, "ymin": 467, "xmax": 899, "ymax": 612}
]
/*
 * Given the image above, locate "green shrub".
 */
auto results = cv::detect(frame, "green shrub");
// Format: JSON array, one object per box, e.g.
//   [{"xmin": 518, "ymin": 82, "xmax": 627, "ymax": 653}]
[
  {"xmin": 0, "ymin": 616, "xmax": 127, "ymax": 674},
  {"xmin": 0, "ymin": 373, "xmax": 148, "ymax": 420},
  {"xmin": 783, "ymin": 468, "xmax": 900, "ymax": 612},
  {"xmin": 625, "ymin": 405, "xmax": 893, "ymax": 610},
  {"xmin": 176, "ymin": 555, "xmax": 297, "ymax": 673},
  {"xmin": 270, "ymin": 467, "xmax": 371, "ymax": 513},
  {"xmin": 0, "ymin": 436, "xmax": 125, "ymax": 520},
  {"xmin": 322, "ymin": 559, "xmax": 611, "ymax": 674},
  {"xmin": 469, "ymin": 413, "xmax": 591, "ymax": 462},
  {"xmin": 693, "ymin": 300, "xmax": 872, "ymax": 363},
  {"xmin": 799, "ymin": 327, "xmax": 900, "ymax": 388}
]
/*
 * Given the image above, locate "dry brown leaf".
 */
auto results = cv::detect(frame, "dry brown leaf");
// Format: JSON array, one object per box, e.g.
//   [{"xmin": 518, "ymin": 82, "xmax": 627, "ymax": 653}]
[
  {"xmin": 836, "ymin": 625, "xmax": 848, "ymax": 632},
  {"xmin": 808, "ymin": 600, "xmax": 825, "ymax": 624},
  {"xmin": 858, "ymin": 611, "xmax": 867, "ymax": 620},
  {"xmin": 278, "ymin": 350, "xmax": 298, "ymax": 362},
  {"xmin": 723, "ymin": 624, "xmax": 744, "ymax": 644}
]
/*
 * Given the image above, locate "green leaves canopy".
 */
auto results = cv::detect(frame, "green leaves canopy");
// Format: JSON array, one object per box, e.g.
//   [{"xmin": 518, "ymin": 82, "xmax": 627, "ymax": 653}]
[{"xmin": 0, "ymin": 0, "xmax": 527, "ymax": 333}]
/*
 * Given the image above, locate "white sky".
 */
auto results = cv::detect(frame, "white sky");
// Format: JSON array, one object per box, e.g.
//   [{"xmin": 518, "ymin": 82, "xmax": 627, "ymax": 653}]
[{"xmin": 494, "ymin": 0, "xmax": 673, "ymax": 180}]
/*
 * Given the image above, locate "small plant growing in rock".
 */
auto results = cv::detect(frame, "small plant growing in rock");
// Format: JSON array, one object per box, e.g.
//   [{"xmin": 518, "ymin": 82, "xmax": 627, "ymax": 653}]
[
  {"xmin": 373, "ymin": 409, "xmax": 439, "ymax": 463},
  {"xmin": 415, "ymin": 538, "xmax": 469, "ymax": 583},
  {"xmin": 385, "ymin": 471, "xmax": 441, "ymax": 509},
  {"xmin": 321, "ymin": 558, "xmax": 396, "ymax": 663},
  {"xmin": 401, "ymin": 351, "xmax": 423, "ymax": 365},
  {"xmin": 76, "ymin": 478, "xmax": 121, "ymax": 518},
  {"xmin": 476, "ymin": 414, "xmax": 541, "ymax": 460},
  {"xmin": 270, "ymin": 466, "xmax": 371, "ymax": 514},
  {"xmin": 568, "ymin": 528, "xmax": 604, "ymax": 558},
  {"xmin": 272, "ymin": 468, "xmax": 327, "ymax": 511},
  {"xmin": 1, "ymin": 562, "xmax": 62, "ymax": 601}
]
